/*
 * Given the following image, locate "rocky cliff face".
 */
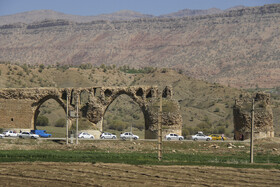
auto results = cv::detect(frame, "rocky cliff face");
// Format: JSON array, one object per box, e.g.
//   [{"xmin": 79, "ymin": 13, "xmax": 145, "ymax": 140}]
[
  {"xmin": 233, "ymin": 93, "xmax": 274, "ymax": 140},
  {"xmin": 0, "ymin": 4, "xmax": 280, "ymax": 88}
]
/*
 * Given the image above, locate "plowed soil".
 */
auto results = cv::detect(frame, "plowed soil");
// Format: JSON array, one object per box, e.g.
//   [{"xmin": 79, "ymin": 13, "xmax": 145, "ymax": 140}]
[{"xmin": 0, "ymin": 162, "xmax": 280, "ymax": 187}]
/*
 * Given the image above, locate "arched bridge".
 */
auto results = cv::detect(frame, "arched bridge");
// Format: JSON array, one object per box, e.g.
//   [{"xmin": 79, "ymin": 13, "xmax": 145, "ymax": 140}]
[{"xmin": 0, "ymin": 86, "xmax": 182, "ymax": 139}]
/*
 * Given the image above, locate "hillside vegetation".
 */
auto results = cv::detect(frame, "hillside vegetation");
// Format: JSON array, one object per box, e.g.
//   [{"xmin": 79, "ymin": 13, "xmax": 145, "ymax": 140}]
[{"xmin": 1, "ymin": 63, "xmax": 280, "ymax": 137}]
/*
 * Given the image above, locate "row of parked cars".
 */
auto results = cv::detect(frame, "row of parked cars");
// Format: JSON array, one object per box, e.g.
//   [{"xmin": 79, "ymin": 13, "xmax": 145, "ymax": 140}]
[
  {"xmin": 165, "ymin": 133, "xmax": 227, "ymax": 141},
  {"xmin": 1, "ymin": 130, "xmax": 226, "ymax": 141},
  {"xmin": 0, "ymin": 130, "xmax": 51, "ymax": 139},
  {"xmin": 78, "ymin": 132, "xmax": 139, "ymax": 140}
]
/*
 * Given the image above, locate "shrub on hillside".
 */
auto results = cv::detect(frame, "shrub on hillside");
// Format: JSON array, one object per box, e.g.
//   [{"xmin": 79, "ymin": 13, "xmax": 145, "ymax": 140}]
[
  {"xmin": 55, "ymin": 118, "xmax": 66, "ymax": 127},
  {"xmin": 133, "ymin": 121, "xmax": 144, "ymax": 131},
  {"xmin": 38, "ymin": 64, "xmax": 45, "ymax": 73},
  {"xmin": 196, "ymin": 122, "xmax": 212, "ymax": 134},
  {"xmin": 182, "ymin": 128, "xmax": 190, "ymax": 138},
  {"xmin": 214, "ymin": 107, "xmax": 220, "ymax": 112},
  {"xmin": 36, "ymin": 115, "xmax": 49, "ymax": 126},
  {"xmin": 70, "ymin": 118, "xmax": 96, "ymax": 130},
  {"xmin": 109, "ymin": 120, "xmax": 128, "ymax": 131}
]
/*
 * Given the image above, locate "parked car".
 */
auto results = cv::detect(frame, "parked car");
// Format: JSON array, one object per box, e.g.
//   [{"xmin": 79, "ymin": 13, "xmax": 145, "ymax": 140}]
[
  {"xmin": 78, "ymin": 132, "xmax": 94, "ymax": 139},
  {"xmin": 209, "ymin": 134, "xmax": 227, "ymax": 140},
  {"xmin": 30, "ymin": 130, "xmax": 52, "ymax": 138},
  {"xmin": 19, "ymin": 132, "xmax": 40, "ymax": 139},
  {"xmin": 192, "ymin": 134, "xmax": 212, "ymax": 141},
  {"xmin": 100, "ymin": 132, "xmax": 117, "ymax": 139},
  {"xmin": 165, "ymin": 133, "xmax": 184, "ymax": 141},
  {"xmin": 3, "ymin": 130, "xmax": 18, "ymax": 137},
  {"xmin": 120, "ymin": 132, "xmax": 139, "ymax": 140},
  {"xmin": 0, "ymin": 134, "xmax": 4, "ymax": 138}
]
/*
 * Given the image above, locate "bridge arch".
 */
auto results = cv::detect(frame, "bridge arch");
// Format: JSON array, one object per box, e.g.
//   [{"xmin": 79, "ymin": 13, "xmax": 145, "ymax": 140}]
[
  {"xmin": 33, "ymin": 95, "xmax": 66, "ymax": 129},
  {"xmin": 103, "ymin": 92, "xmax": 147, "ymax": 132}
]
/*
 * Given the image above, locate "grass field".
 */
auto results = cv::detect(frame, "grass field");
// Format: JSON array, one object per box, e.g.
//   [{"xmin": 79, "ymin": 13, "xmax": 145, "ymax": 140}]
[
  {"xmin": 0, "ymin": 138, "xmax": 280, "ymax": 169},
  {"xmin": 0, "ymin": 150, "xmax": 279, "ymax": 169}
]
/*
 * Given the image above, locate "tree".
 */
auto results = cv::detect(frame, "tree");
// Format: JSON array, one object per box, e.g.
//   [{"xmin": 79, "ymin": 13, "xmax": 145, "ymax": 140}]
[
  {"xmin": 217, "ymin": 126, "xmax": 226, "ymax": 134},
  {"xmin": 36, "ymin": 116, "xmax": 49, "ymax": 126},
  {"xmin": 38, "ymin": 64, "xmax": 45, "ymax": 73},
  {"xmin": 55, "ymin": 118, "xmax": 66, "ymax": 127},
  {"xmin": 197, "ymin": 122, "xmax": 212, "ymax": 134},
  {"xmin": 214, "ymin": 107, "xmax": 220, "ymax": 112}
]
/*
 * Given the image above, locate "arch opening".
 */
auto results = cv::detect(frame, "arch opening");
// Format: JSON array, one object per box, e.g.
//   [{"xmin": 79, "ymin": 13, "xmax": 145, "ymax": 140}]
[
  {"xmin": 104, "ymin": 89, "xmax": 112, "ymax": 97},
  {"xmin": 103, "ymin": 94, "xmax": 145, "ymax": 139},
  {"xmin": 136, "ymin": 88, "xmax": 144, "ymax": 97},
  {"xmin": 146, "ymin": 90, "xmax": 152, "ymax": 98},
  {"xmin": 34, "ymin": 96, "xmax": 66, "ymax": 137}
]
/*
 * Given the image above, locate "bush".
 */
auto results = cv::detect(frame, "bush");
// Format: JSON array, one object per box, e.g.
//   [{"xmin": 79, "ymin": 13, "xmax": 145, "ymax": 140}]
[
  {"xmin": 36, "ymin": 116, "xmax": 49, "ymax": 126},
  {"xmin": 196, "ymin": 122, "xmax": 212, "ymax": 134},
  {"xmin": 134, "ymin": 121, "xmax": 144, "ymax": 131},
  {"xmin": 17, "ymin": 71, "xmax": 24, "ymax": 76},
  {"xmin": 70, "ymin": 118, "xmax": 95, "ymax": 130},
  {"xmin": 108, "ymin": 120, "xmax": 128, "ymax": 131},
  {"xmin": 182, "ymin": 128, "xmax": 190, "ymax": 138},
  {"xmin": 55, "ymin": 118, "xmax": 66, "ymax": 127},
  {"xmin": 38, "ymin": 64, "xmax": 45, "ymax": 73},
  {"xmin": 217, "ymin": 126, "xmax": 226, "ymax": 134}
]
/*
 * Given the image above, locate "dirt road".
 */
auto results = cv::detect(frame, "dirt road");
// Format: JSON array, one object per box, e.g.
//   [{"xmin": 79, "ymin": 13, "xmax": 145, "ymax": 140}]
[{"xmin": 0, "ymin": 162, "xmax": 279, "ymax": 186}]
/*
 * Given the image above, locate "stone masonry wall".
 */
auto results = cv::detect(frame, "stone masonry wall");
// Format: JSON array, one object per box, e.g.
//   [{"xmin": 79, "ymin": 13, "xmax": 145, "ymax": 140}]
[
  {"xmin": 0, "ymin": 99, "xmax": 34, "ymax": 129},
  {"xmin": 233, "ymin": 92, "xmax": 274, "ymax": 140}
]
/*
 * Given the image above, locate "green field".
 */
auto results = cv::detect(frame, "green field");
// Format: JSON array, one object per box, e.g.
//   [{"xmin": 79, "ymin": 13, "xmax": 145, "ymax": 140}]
[
  {"xmin": 0, "ymin": 137, "xmax": 280, "ymax": 169},
  {"xmin": 0, "ymin": 150, "xmax": 279, "ymax": 169}
]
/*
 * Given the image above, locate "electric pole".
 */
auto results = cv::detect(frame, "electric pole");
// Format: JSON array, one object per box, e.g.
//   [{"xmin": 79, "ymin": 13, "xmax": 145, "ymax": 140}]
[
  {"xmin": 66, "ymin": 94, "xmax": 69, "ymax": 145},
  {"xmin": 250, "ymin": 98, "xmax": 254, "ymax": 163},
  {"xmin": 76, "ymin": 94, "xmax": 79, "ymax": 145},
  {"xmin": 158, "ymin": 93, "xmax": 162, "ymax": 161}
]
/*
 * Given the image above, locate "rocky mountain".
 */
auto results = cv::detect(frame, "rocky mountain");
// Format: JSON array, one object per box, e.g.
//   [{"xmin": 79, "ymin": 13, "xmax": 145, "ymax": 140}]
[
  {"xmin": 0, "ymin": 6, "xmax": 246, "ymax": 25},
  {"xmin": 160, "ymin": 8, "xmax": 223, "ymax": 18},
  {"xmin": 0, "ymin": 4, "xmax": 280, "ymax": 88},
  {"xmin": 160, "ymin": 6, "xmax": 246, "ymax": 18},
  {"xmin": 0, "ymin": 9, "xmax": 153, "ymax": 25}
]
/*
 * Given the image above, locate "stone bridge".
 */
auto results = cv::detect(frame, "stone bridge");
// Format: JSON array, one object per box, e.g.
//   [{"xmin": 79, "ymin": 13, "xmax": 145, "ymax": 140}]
[{"xmin": 0, "ymin": 86, "xmax": 182, "ymax": 139}]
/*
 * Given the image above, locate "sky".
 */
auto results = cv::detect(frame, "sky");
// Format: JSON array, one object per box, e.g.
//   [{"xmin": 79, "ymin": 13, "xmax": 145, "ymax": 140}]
[{"xmin": 0, "ymin": 0, "xmax": 279, "ymax": 16}]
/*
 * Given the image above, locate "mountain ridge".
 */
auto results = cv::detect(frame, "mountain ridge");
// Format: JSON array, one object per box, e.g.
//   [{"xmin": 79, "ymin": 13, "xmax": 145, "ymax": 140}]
[
  {"xmin": 0, "ymin": 4, "xmax": 280, "ymax": 88},
  {"xmin": 0, "ymin": 5, "xmax": 249, "ymax": 26}
]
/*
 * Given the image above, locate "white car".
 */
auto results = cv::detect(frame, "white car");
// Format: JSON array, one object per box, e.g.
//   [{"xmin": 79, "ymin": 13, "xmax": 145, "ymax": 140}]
[
  {"xmin": 3, "ymin": 130, "xmax": 18, "ymax": 137},
  {"xmin": 120, "ymin": 132, "xmax": 139, "ymax": 140},
  {"xmin": 165, "ymin": 133, "xmax": 184, "ymax": 141},
  {"xmin": 19, "ymin": 132, "xmax": 39, "ymax": 139},
  {"xmin": 100, "ymin": 132, "xmax": 117, "ymax": 139},
  {"xmin": 0, "ymin": 134, "xmax": 4, "ymax": 138},
  {"xmin": 192, "ymin": 134, "xmax": 212, "ymax": 141},
  {"xmin": 78, "ymin": 132, "xmax": 94, "ymax": 139}
]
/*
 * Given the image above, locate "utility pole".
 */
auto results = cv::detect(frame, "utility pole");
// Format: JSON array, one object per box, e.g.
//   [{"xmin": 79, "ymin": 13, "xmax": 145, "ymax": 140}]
[
  {"xmin": 130, "ymin": 123, "xmax": 132, "ymax": 141},
  {"xmin": 158, "ymin": 93, "xmax": 162, "ymax": 161},
  {"xmin": 76, "ymin": 94, "xmax": 79, "ymax": 145},
  {"xmin": 66, "ymin": 94, "xmax": 69, "ymax": 145},
  {"xmin": 250, "ymin": 98, "xmax": 255, "ymax": 163}
]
